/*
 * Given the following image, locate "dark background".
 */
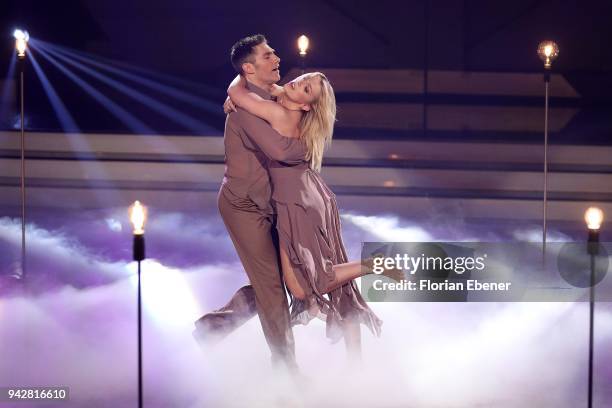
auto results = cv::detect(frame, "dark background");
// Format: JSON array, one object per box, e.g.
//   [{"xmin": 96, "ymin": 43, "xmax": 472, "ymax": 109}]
[{"xmin": 1, "ymin": 0, "xmax": 611, "ymax": 140}]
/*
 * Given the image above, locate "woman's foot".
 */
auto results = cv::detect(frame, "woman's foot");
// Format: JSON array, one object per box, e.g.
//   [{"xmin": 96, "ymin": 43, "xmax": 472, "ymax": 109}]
[{"xmin": 382, "ymin": 266, "xmax": 405, "ymax": 282}]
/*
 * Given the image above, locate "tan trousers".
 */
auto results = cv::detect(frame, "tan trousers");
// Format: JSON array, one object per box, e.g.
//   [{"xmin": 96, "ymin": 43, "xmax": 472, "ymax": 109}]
[{"xmin": 195, "ymin": 189, "xmax": 295, "ymax": 368}]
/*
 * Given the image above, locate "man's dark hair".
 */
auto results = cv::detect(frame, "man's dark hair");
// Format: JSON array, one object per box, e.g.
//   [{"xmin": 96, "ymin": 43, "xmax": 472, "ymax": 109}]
[{"xmin": 230, "ymin": 34, "xmax": 267, "ymax": 74}]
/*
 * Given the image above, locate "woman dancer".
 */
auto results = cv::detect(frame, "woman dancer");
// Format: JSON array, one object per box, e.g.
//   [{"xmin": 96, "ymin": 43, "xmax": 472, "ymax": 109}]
[{"xmin": 227, "ymin": 72, "xmax": 382, "ymax": 356}]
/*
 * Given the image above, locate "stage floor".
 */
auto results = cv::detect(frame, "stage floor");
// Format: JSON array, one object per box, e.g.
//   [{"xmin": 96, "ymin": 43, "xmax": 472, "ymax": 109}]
[
  {"xmin": 1, "ymin": 130, "xmax": 611, "ymax": 407},
  {"xmin": 0, "ymin": 190, "xmax": 611, "ymax": 407}
]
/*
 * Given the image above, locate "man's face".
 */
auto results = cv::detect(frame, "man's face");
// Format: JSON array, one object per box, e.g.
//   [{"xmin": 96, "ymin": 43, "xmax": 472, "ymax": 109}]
[{"xmin": 243, "ymin": 42, "xmax": 281, "ymax": 84}]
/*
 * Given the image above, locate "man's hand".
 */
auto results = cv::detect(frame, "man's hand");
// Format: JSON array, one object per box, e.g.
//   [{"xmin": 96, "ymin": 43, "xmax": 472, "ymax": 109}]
[{"xmin": 223, "ymin": 96, "xmax": 237, "ymax": 114}]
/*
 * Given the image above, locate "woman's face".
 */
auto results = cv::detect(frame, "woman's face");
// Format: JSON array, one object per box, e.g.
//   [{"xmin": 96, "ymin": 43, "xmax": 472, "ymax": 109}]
[{"xmin": 283, "ymin": 73, "xmax": 322, "ymax": 110}]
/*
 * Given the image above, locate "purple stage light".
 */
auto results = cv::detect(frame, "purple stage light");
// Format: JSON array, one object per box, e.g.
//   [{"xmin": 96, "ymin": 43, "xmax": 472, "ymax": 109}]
[
  {"xmin": 42, "ymin": 42, "xmax": 220, "ymax": 114},
  {"xmin": 31, "ymin": 43, "xmax": 154, "ymax": 134},
  {"xmin": 27, "ymin": 51, "xmax": 79, "ymax": 132},
  {"xmin": 41, "ymin": 45, "xmax": 217, "ymax": 134}
]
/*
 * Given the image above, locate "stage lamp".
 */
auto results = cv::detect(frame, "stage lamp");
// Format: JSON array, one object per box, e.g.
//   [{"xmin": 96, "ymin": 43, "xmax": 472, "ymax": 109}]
[
  {"xmin": 14, "ymin": 28, "xmax": 30, "ymax": 280},
  {"xmin": 585, "ymin": 206, "xmax": 603, "ymax": 256},
  {"xmin": 130, "ymin": 200, "xmax": 146, "ymax": 233},
  {"xmin": 585, "ymin": 207, "xmax": 603, "ymax": 232},
  {"xmin": 130, "ymin": 200, "xmax": 146, "ymax": 261},
  {"xmin": 538, "ymin": 39, "xmax": 559, "ymax": 252},
  {"xmin": 129, "ymin": 200, "xmax": 147, "ymax": 408},
  {"xmin": 14, "ymin": 29, "xmax": 29, "ymax": 59},
  {"xmin": 583, "ymin": 205, "xmax": 603, "ymax": 408},
  {"xmin": 297, "ymin": 35, "xmax": 309, "ymax": 56},
  {"xmin": 297, "ymin": 35, "xmax": 309, "ymax": 74},
  {"xmin": 537, "ymin": 41, "xmax": 559, "ymax": 69}
]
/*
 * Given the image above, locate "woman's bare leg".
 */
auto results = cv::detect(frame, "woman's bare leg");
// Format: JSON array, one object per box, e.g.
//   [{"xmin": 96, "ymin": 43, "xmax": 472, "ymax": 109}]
[
  {"xmin": 328, "ymin": 260, "xmax": 367, "ymax": 290},
  {"xmin": 319, "ymin": 259, "xmax": 374, "ymax": 294},
  {"xmin": 279, "ymin": 247, "xmax": 307, "ymax": 300},
  {"xmin": 278, "ymin": 256, "xmax": 394, "ymax": 297},
  {"xmin": 321, "ymin": 258, "xmax": 403, "ymax": 294},
  {"xmin": 280, "ymin": 255, "xmax": 376, "ymax": 299}
]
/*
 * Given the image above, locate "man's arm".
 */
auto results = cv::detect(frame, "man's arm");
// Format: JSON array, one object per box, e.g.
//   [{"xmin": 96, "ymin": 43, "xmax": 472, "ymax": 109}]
[{"xmin": 232, "ymin": 109, "xmax": 307, "ymax": 164}]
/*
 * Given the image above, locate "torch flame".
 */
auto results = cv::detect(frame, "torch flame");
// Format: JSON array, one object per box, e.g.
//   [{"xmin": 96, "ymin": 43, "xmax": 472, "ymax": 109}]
[
  {"xmin": 129, "ymin": 201, "xmax": 147, "ymax": 234},
  {"xmin": 298, "ymin": 35, "xmax": 309, "ymax": 56},
  {"xmin": 584, "ymin": 207, "xmax": 604, "ymax": 231}
]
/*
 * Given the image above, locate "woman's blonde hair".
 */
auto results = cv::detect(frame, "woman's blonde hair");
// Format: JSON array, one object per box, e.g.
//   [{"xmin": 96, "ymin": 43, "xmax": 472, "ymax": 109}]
[{"xmin": 299, "ymin": 73, "xmax": 336, "ymax": 172}]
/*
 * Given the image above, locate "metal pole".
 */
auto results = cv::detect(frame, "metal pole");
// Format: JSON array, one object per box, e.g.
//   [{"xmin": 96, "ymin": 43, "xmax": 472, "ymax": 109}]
[
  {"xmin": 588, "ymin": 254, "xmax": 594, "ymax": 408},
  {"xmin": 19, "ymin": 60, "xmax": 26, "ymax": 280},
  {"xmin": 132, "ymin": 231, "xmax": 145, "ymax": 408},
  {"xmin": 137, "ymin": 259, "xmax": 143, "ymax": 408},
  {"xmin": 586, "ymin": 229, "xmax": 599, "ymax": 408},
  {"xmin": 542, "ymin": 73, "xmax": 550, "ymax": 254}
]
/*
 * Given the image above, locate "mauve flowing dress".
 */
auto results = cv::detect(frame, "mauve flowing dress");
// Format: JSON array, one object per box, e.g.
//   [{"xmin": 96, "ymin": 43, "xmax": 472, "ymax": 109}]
[{"xmin": 269, "ymin": 159, "xmax": 383, "ymax": 342}]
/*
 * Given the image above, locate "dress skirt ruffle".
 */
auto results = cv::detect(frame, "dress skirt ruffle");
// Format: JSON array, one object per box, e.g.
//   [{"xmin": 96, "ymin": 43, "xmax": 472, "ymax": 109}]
[{"xmin": 273, "ymin": 168, "xmax": 382, "ymax": 342}]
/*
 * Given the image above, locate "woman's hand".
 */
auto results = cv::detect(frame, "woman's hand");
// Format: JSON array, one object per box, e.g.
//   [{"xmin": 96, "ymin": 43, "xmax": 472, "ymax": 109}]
[{"xmin": 223, "ymin": 96, "xmax": 237, "ymax": 114}]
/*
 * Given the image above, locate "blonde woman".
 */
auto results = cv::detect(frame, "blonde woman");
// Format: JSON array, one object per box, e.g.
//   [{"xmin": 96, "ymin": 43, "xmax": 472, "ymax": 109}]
[{"xmin": 227, "ymin": 72, "xmax": 382, "ymax": 356}]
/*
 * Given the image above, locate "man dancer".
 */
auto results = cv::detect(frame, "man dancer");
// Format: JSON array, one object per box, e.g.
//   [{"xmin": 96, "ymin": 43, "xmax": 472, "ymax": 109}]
[{"xmin": 194, "ymin": 34, "xmax": 306, "ymax": 371}]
